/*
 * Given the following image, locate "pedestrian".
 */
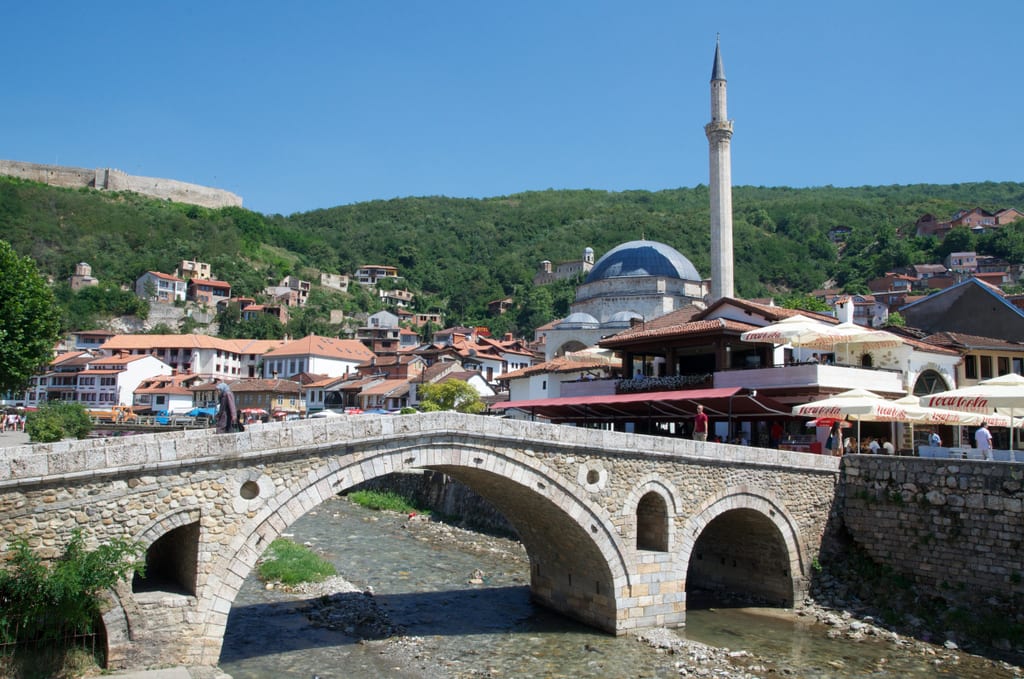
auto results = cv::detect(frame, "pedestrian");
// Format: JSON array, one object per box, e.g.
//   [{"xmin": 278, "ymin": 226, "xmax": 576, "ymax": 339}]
[
  {"xmin": 827, "ymin": 421, "xmax": 843, "ymax": 456},
  {"xmin": 867, "ymin": 437, "xmax": 880, "ymax": 454},
  {"xmin": 769, "ymin": 421, "xmax": 784, "ymax": 449},
  {"xmin": 693, "ymin": 404, "xmax": 708, "ymax": 442},
  {"xmin": 929, "ymin": 430, "xmax": 942, "ymax": 447},
  {"xmin": 215, "ymin": 382, "xmax": 239, "ymax": 434},
  {"xmin": 975, "ymin": 422, "xmax": 993, "ymax": 460}
]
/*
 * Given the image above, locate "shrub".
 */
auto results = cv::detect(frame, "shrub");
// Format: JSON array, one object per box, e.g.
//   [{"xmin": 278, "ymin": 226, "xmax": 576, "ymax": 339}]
[
  {"xmin": 25, "ymin": 401, "xmax": 92, "ymax": 443},
  {"xmin": 346, "ymin": 490, "xmax": 426, "ymax": 514},
  {"xmin": 257, "ymin": 539, "xmax": 336, "ymax": 586}
]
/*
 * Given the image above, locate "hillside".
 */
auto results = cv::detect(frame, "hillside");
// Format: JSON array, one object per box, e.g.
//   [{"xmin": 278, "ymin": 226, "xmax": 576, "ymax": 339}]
[{"xmin": 3, "ymin": 176, "xmax": 1024, "ymax": 336}]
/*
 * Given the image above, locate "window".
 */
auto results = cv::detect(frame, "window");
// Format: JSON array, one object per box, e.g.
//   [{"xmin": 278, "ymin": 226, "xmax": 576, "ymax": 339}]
[
  {"xmin": 964, "ymin": 355, "xmax": 977, "ymax": 379},
  {"xmin": 981, "ymin": 356, "xmax": 993, "ymax": 379},
  {"xmin": 999, "ymin": 356, "xmax": 1011, "ymax": 376}
]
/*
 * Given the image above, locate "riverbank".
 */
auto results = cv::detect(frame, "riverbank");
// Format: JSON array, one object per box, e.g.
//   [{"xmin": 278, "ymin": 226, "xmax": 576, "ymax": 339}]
[{"xmin": 229, "ymin": 502, "xmax": 1023, "ymax": 678}]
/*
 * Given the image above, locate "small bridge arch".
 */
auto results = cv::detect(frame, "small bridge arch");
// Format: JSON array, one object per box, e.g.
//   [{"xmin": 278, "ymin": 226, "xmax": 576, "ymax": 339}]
[{"xmin": 680, "ymin": 487, "xmax": 811, "ymax": 607}]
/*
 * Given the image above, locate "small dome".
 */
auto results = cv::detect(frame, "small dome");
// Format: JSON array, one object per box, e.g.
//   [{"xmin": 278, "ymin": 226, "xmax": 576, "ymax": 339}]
[
  {"xmin": 584, "ymin": 240, "xmax": 699, "ymax": 284},
  {"xmin": 605, "ymin": 310, "xmax": 643, "ymax": 327},
  {"xmin": 558, "ymin": 312, "xmax": 600, "ymax": 328}
]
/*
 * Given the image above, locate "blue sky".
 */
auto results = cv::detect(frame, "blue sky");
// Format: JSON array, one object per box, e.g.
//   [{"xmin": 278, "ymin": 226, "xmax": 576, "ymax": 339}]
[{"xmin": 5, "ymin": 2, "xmax": 1022, "ymax": 216}]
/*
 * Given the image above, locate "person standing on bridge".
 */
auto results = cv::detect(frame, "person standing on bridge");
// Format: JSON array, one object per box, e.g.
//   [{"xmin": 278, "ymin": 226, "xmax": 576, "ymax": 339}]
[
  {"xmin": 975, "ymin": 422, "xmax": 993, "ymax": 460},
  {"xmin": 216, "ymin": 382, "xmax": 239, "ymax": 434},
  {"xmin": 693, "ymin": 404, "xmax": 708, "ymax": 442}
]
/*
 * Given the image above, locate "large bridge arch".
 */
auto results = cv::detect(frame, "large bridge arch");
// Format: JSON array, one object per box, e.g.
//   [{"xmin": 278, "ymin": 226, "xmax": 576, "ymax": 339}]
[
  {"xmin": 196, "ymin": 439, "xmax": 637, "ymax": 664},
  {"xmin": 679, "ymin": 486, "xmax": 809, "ymax": 607}
]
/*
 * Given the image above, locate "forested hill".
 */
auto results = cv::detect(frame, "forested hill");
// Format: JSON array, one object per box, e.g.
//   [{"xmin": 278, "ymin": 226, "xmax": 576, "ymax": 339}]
[{"xmin": 2, "ymin": 176, "xmax": 1024, "ymax": 335}]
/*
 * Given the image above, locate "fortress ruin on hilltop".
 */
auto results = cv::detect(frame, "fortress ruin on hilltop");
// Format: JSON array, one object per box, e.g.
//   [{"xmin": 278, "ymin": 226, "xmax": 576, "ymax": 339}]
[{"xmin": 0, "ymin": 159, "xmax": 242, "ymax": 209}]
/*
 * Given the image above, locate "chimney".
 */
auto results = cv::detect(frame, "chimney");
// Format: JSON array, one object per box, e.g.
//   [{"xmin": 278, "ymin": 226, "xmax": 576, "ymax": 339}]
[{"xmin": 504, "ymin": 333, "xmax": 513, "ymax": 342}]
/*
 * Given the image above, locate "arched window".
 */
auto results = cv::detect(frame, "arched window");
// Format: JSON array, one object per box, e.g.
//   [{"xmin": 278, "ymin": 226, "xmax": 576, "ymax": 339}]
[
  {"xmin": 914, "ymin": 369, "xmax": 949, "ymax": 396},
  {"xmin": 636, "ymin": 492, "xmax": 669, "ymax": 552},
  {"xmin": 860, "ymin": 353, "xmax": 873, "ymax": 368}
]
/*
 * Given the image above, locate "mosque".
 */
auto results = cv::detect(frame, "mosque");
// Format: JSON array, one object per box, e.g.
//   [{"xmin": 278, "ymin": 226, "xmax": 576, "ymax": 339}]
[{"xmin": 543, "ymin": 39, "xmax": 734, "ymax": 361}]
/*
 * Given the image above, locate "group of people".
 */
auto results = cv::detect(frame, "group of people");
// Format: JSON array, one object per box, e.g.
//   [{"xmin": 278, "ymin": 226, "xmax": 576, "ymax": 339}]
[{"xmin": 2, "ymin": 411, "xmax": 25, "ymax": 432}]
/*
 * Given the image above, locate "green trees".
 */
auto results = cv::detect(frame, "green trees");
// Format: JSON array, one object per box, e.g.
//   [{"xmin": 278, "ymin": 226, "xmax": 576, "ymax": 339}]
[
  {"xmin": 0, "ymin": 240, "xmax": 61, "ymax": 395},
  {"xmin": 418, "ymin": 379, "xmax": 485, "ymax": 414},
  {"xmin": 0, "ymin": 529, "xmax": 144, "ymax": 673}
]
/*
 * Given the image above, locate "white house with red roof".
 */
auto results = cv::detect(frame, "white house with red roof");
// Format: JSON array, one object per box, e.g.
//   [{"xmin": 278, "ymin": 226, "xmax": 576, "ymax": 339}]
[
  {"xmin": 133, "ymin": 373, "xmax": 205, "ymax": 414},
  {"xmin": 99, "ymin": 334, "xmax": 285, "ymax": 381},
  {"xmin": 261, "ymin": 335, "xmax": 376, "ymax": 380},
  {"xmin": 135, "ymin": 271, "xmax": 187, "ymax": 303},
  {"xmin": 74, "ymin": 354, "xmax": 172, "ymax": 408}
]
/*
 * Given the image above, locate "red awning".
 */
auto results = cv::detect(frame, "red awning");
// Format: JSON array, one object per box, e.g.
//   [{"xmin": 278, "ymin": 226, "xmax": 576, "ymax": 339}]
[{"xmin": 492, "ymin": 387, "xmax": 793, "ymax": 423}]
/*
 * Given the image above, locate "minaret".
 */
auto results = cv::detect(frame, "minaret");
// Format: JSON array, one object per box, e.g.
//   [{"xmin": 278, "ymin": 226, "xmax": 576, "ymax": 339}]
[{"xmin": 705, "ymin": 35, "xmax": 734, "ymax": 301}]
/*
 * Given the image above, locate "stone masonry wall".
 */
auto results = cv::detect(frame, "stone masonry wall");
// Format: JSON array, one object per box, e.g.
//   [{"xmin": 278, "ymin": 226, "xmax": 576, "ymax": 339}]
[
  {"xmin": 0, "ymin": 159, "xmax": 242, "ymax": 209},
  {"xmin": 841, "ymin": 456, "xmax": 1024, "ymax": 605}
]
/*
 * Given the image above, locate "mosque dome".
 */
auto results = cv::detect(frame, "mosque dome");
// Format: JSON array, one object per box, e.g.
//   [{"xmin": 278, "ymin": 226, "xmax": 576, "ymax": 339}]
[
  {"xmin": 584, "ymin": 240, "xmax": 700, "ymax": 284},
  {"xmin": 558, "ymin": 312, "xmax": 600, "ymax": 328},
  {"xmin": 604, "ymin": 310, "xmax": 643, "ymax": 327}
]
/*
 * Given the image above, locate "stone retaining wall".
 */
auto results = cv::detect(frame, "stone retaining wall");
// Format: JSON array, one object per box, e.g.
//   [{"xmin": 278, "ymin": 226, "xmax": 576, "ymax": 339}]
[{"xmin": 840, "ymin": 455, "xmax": 1024, "ymax": 604}]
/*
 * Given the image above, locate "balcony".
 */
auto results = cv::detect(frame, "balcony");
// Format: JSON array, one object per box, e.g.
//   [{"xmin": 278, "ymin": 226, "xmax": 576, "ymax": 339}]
[{"xmin": 713, "ymin": 363, "xmax": 903, "ymax": 394}]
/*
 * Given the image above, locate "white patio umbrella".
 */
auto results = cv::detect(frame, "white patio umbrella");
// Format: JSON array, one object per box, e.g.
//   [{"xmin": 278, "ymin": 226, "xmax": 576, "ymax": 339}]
[
  {"xmin": 793, "ymin": 388, "xmax": 924, "ymax": 451},
  {"xmin": 790, "ymin": 322, "xmax": 904, "ymax": 365},
  {"xmin": 739, "ymin": 314, "xmax": 839, "ymax": 345},
  {"xmin": 920, "ymin": 373, "xmax": 1024, "ymax": 452}
]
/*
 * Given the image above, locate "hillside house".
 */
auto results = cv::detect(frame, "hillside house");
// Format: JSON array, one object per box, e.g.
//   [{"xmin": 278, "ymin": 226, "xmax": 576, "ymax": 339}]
[
  {"xmin": 135, "ymin": 271, "xmax": 186, "ymax": 303},
  {"xmin": 99, "ymin": 334, "xmax": 285, "ymax": 381},
  {"xmin": 187, "ymin": 278, "xmax": 232, "ymax": 306},
  {"xmin": 176, "ymin": 259, "xmax": 211, "ymax": 280},
  {"xmin": 355, "ymin": 265, "xmax": 400, "ymax": 286},
  {"xmin": 261, "ymin": 334, "xmax": 376, "ymax": 380},
  {"xmin": 319, "ymin": 272, "xmax": 350, "ymax": 293}
]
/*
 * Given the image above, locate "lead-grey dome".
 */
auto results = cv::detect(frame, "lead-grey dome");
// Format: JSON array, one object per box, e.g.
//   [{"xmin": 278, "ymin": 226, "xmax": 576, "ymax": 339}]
[
  {"xmin": 584, "ymin": 240, "xmax": 699, "ymax": 284},
  {"xmin": 558, "ymin": 312, "xmax": 600, "ymax": 328}
]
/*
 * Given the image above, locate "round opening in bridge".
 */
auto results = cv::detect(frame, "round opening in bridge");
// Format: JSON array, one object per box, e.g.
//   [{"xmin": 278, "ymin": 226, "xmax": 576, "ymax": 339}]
[
  {"xmin": 240, "ymin": 481, "xmax": 260, "ymax": 500},
  {"xmin": 586, "ymin": 469, "xmax": 600, "ymax": 485}
]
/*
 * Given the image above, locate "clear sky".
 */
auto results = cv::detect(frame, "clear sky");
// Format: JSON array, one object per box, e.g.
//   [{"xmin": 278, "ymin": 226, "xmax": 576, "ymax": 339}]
[{"xmin": 5, "ymin": 2, "xmax": 1022, "ymax": 216}]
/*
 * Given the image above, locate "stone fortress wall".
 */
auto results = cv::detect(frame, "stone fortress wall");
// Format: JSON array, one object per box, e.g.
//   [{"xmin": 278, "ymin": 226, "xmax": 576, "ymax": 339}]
[{"xmin": 0, "ymin": 159, "xmax": 242, "ymax": 209}]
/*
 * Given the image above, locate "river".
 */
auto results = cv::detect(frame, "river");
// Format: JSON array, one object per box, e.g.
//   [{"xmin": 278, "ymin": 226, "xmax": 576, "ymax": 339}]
[{"xmin": 217, "ymin": 495, "xmax": 1022, "ymax": 678}]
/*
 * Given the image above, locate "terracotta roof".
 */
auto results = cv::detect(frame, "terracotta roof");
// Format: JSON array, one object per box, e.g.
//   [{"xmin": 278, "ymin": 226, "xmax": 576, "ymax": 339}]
[
  {"xmin": 923, "ymin": 332, "xmax": 1024, "ymax": 352},
  {"xmin": 502, "ymin": 355, "xmax": 620, "ymax": 380},
  {"xmin": 601, "ymin": 318, "xmax": 758, "ymax": 347},
  {"xmin": 89, "ymin": 354, "xmax": 155, "ymax": 366},
  {"xmin": 264, "ymin": 335, "xmax": 376, "ymax": 361},
  {"xmin": 189, "ymin": 278, "xmax": 232, "ymax": 289},
  {"xmin": 228, "ymin": 378, "xmax": 302, "ymax": 395},
  {"xmin": 144, "ymin": 271, "xmax": 184, "ymax": 282},
  {"xmin": 102, "ymin": 334, "xmax": 242, "ymax": 352},
  {"xmin": 697, "ymin": 298, "xmax": 838, "ymax": 325},
  {"xmin": 361, "ymin": 379, "xmax": 410, "ymax": 396}
]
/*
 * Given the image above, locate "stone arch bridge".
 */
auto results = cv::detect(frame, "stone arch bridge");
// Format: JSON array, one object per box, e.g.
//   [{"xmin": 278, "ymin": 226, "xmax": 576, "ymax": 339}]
[{"xmin": 0, "ymin": 412, "xmax": 839, "ymax": 670}]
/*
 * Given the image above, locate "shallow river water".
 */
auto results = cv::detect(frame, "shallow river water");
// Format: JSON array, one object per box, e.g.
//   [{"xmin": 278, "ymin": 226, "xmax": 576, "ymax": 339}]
[{"xmin": 218, "ymin": 496, "xmax": 1021, "ymax": 678}]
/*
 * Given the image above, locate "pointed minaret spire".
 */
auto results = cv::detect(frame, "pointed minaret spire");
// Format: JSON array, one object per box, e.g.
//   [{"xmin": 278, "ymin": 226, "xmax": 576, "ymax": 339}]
[
  {"xmin": 711, "ymin": 33, "xmax": 726, "ymax": 82},
  {"xmin": 705, "ymin": 35, "xmax": 735, "ymax": 302}
]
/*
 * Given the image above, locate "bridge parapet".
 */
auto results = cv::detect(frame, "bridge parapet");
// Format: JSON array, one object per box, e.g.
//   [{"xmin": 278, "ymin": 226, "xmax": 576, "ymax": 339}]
[{"xmin": 0, "ymin": 412, "xmax": 838, "ymax": 488}]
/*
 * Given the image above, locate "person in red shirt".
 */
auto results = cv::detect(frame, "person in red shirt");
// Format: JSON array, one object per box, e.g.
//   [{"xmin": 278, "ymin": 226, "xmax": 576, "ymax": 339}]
[
  {"xmin": 770, "ymin": 421, "xmax": 784, "ymax": 449},
  {"xmin": 693, "ymin": 404, "xmax": 708, "ymax": 442}
]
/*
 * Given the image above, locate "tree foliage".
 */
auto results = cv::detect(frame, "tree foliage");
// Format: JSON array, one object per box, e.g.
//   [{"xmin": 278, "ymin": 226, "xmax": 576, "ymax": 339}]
[
  {"xmin": 25, "ymin": 401, "xmax": 92, "ymax": 442},
  {"xmin": 418, "ymin": 379, "xmax": 485, "ymax": 413},
  {"xmin": 0, "ymin": 240, "xmax": 61, "ymax": 394},
  {"xmin": 0, "ymin": 529, "xmax": 144, "ymax": 645},
  {"xmin": 4, "ymin": 176, "xmax": 1024, "ymax": 337}
]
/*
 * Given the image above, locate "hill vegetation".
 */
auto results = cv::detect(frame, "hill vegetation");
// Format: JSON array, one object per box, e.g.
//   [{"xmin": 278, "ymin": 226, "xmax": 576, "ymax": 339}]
[{"xmin": 3, "ymin": 176, "xmax": 1024, "ymax": 337}]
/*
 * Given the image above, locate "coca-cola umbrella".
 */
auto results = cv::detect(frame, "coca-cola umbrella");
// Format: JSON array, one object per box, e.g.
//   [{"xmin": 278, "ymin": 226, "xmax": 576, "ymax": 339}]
[
  {"xmin": 919, "ymin": 373, "xmax": 1024, "ymax": 451},
  {"xmin": 791, "ymin": 322, "xmax": 903, "ymax": 364},
  {"xmin": 739, "ymin": 314, "xmax": 839, "ymax": 345},
  {"xmin": 793, "ymin": 388, "xmax": 925, "ymax": 451}
]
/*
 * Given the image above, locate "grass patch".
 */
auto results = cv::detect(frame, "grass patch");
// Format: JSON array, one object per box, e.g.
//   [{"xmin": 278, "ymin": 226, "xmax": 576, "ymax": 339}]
[
  {"xmin": 346, "ymin": 490, "xmax": 428, "ymax": 515},
  {"xmin": 257, "ymin": 539, "xmax": 336, "ymax": 585}
]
